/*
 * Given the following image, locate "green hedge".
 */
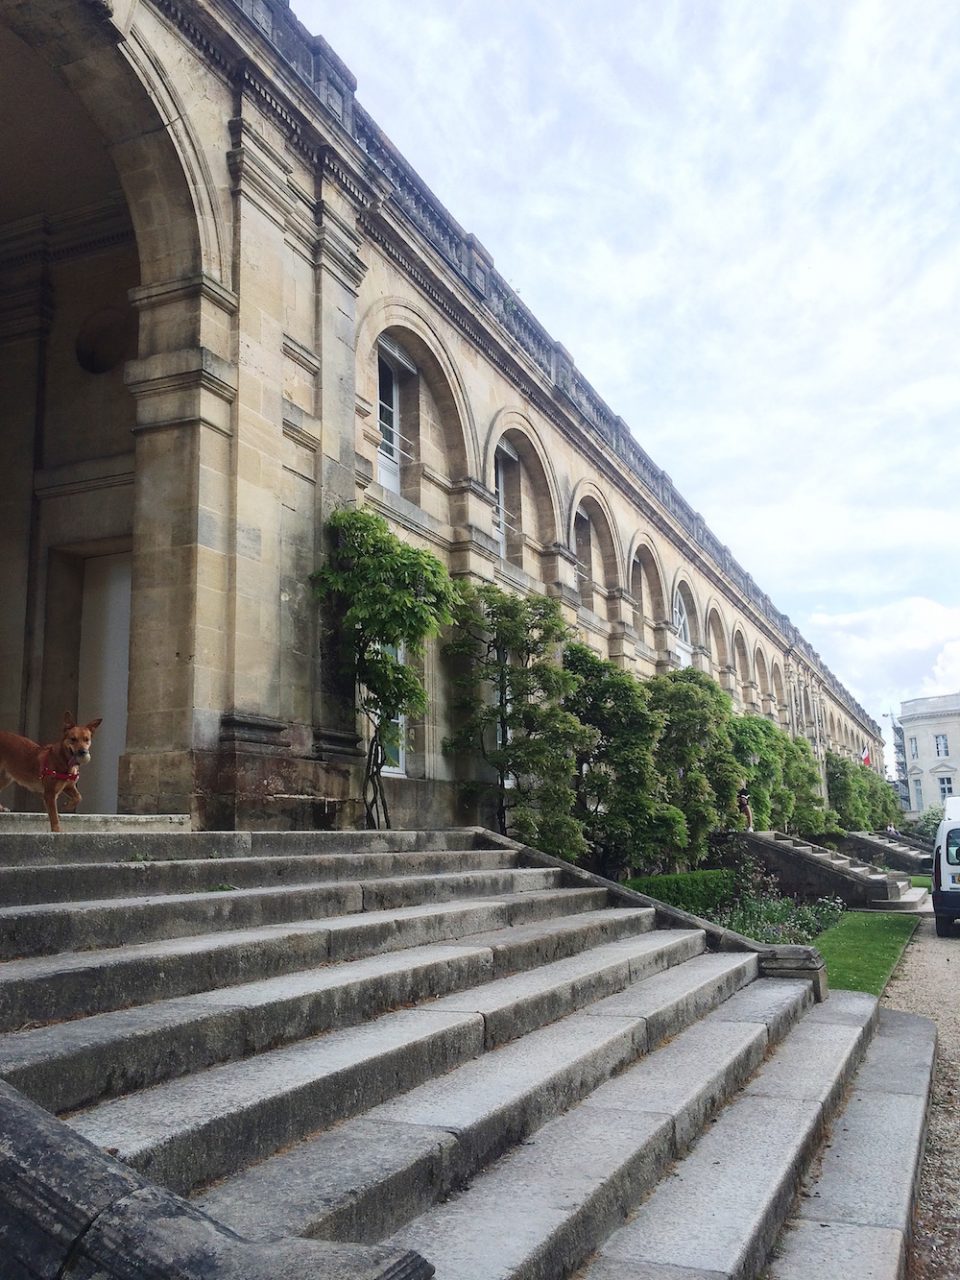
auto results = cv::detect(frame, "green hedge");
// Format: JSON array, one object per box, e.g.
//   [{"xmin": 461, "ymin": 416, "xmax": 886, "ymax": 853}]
[{"xmin": 626, "ymin": 869, "xmax": 737, "ymax": 917}]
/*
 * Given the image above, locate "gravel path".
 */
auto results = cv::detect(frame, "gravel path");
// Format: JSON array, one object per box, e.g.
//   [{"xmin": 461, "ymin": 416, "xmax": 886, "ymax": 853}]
[{"xmin": 881, "ymin": 916, "xmax": 960, "ymax": 1279}]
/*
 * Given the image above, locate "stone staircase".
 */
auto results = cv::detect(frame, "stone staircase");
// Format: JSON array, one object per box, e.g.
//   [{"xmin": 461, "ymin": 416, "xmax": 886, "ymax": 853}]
[
  {"xmin": 0, "ymin": 827, "xmax": 935, "ymax": 1280},
  {"xmin": 852, "ymin": 831, "xmax": 934, "ymax": 876},
  {"xmin": 745, "ymin": 830, "xmax": 930, "ymax": 911}
]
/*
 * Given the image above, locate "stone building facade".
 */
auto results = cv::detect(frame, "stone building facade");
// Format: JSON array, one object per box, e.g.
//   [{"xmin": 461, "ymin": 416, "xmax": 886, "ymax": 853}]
[
  {"xmin": 899, "ymin": 693, "xmax": 960, "ymax": 817},
  {"xmin": 0, "ymin": 0, "xmax": 883, "ymax": 830}
]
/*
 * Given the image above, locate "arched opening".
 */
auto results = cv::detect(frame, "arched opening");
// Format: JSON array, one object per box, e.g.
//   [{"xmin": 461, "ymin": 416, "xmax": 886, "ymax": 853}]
[
  {"xmin": 771, "ymin": 663, "xmax": 789, "ymax": 729},
  {"xmin": 572, "ymin": 495, "xmax": 620, "ymax": 620},
  {"xmin": 706, "ymin": 608, "xmax": 729, "ymax": 686},
  {"xmin": 732, "ymin": 631, "xmax": 753, "ymax": 709},
  {"xmin": 672, "ymin": 581, "xmax": 699, "ymax": 669},
  {"xmin": 629, "ymin": 542, "xmax": 666, "ymax": 661},
  {"xmin": 755, "ymin": 648, "xmax": 774, "ymax": 719},
  {"xmin": 367, "ymin": 325, "xmax": 470, "ymax": 516},
  {"xmin": 489, "ymin": 423, "xmax": 559, "ymax": 581},
  {"xmin": 0, "ymin": 6, "xmax": 211, "ymax": 818}
]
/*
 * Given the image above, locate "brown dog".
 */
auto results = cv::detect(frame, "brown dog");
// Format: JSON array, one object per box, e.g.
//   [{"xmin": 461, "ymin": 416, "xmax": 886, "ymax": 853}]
[{"xmin": 0, "ymin": 712, "xmax": 103, "ymax": 832}]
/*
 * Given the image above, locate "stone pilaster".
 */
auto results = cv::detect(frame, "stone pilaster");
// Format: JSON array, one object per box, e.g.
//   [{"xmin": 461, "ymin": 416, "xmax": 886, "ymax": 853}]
[
  {"xmin": 311, "ymin": 153, "xmax": 369, "ymax": 762},
  {"xmin": 0, "ymin": 220, "xmax": 52, "ymax": 731}
]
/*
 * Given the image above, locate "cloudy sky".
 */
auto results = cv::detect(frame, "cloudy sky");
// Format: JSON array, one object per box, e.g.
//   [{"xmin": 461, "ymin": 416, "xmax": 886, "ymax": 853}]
[{"xmin": 299, "ymin": 0, "xmax": 959, "ymax": 764}]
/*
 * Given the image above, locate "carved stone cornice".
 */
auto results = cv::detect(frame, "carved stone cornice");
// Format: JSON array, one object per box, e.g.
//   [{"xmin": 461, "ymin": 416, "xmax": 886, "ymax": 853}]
[{"xmin": 129, "ymin": 274, "xmax": 239, "ymax": 316}]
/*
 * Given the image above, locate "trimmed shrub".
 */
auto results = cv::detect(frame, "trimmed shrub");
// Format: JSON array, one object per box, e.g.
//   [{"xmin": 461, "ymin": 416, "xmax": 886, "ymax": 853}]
[{"xmin": 626, "ymin": 869, "xmax": 737, "ymax": 917}]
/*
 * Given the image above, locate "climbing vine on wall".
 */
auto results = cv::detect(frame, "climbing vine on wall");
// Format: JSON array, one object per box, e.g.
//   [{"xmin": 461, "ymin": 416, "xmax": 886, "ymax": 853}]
[{"xmin": 312, "ymin": 508, "xmax": 458, "ymax": 829}]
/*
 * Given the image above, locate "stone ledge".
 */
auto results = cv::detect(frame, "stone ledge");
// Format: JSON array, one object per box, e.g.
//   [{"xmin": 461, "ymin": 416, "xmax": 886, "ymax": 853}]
[{"xmin": 0, "ymin": 1080, "xmax": 431, "ymax": 1280}]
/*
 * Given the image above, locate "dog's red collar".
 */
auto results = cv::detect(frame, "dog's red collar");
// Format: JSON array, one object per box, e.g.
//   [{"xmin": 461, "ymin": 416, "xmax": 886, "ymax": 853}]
[{"xmin": 39, "ymin": 749, "xmax": 79, "ymax": 783}]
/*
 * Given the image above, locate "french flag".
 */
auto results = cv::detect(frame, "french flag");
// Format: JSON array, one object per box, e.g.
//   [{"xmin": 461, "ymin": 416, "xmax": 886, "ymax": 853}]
[{"xmin": 861, "ymin": 745, "xmax": 871, "ymax": 767}]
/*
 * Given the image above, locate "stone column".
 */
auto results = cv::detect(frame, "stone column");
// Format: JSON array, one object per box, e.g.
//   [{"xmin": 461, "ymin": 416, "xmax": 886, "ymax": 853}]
[
  {"xmin": 310, "ymin": 154, "xmax": 370, "ymax": 769},
  {"xmin": 121, "ymin": 276, "xmax": 239, "ymax": 819},
  {"xmin": 0, "ymin": 223, "xmax": 51, "ymax": 731}
]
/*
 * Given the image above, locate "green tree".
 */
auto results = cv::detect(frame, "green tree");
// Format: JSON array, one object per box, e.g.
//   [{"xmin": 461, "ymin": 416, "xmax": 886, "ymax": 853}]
[
  {"xmin": 562, "ymin": 643, "xmax": 685, "ymax": 878},
  {"xmin": 826, "ymin": 751, "xmax": 900, "ymax": 831},
  {"xmin": 911, "ymin": 805, "xmax": 944, "ymax": 839},
  {"xmin": 729, "ymin": 714, "xmax": 826, "ymax": 834},
  {"xmin": 644, "ymin": 667, "xmax": 740, "ymax": 868},
  {"xmin": 781, "ymin": 735, "xmax": 828, "ymax": 832},
  {"xmin": 445, "ymin": 584, "xmax": 594, "ymax": 859},
  {"xmin": 312, "ymin": 507, "xmax": 458, "ymax": 829}
]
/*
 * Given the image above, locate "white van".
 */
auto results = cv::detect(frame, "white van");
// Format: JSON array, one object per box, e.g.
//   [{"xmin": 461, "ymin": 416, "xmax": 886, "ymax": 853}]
[{"xmin": 932, "ymin": 796, "xmax": 960, "ymax": 937}]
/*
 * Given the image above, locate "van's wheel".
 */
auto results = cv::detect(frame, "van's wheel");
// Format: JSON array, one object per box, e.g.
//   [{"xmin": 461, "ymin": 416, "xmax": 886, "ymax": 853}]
[{"xmin": 935, "ymin": 915, "xmax": 953, "ymax": 937}]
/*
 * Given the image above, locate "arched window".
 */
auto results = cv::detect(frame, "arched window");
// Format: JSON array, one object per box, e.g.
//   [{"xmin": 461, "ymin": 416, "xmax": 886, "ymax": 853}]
[
  {"xmin": 376, "ymin": 337, "xmax": 417, "ymax": 495},
  {"xmin": 493, "ymin": 438, "xmax": 521, "ymax": 564},
  {"xmin": 673, "ymin": 590, "xmax": 693, "ymax": 667},
  {"xmin": 574, "ymin": 507, "xmax": 595, "ymax": 610}
]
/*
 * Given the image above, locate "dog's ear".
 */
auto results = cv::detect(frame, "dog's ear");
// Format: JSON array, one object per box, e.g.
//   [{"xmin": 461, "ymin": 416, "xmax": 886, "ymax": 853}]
[
  {"xmin": 86, "ymin": 718, "xmax": 103, "ymax": 734},
  {"xmin": 63, "ymin": 711, "xmax": 76, "ymax": 729}
]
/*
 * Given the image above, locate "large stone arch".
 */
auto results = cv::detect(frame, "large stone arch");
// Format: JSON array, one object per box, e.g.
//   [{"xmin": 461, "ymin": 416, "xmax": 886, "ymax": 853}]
[
  {"xmin": 0, "ymin": 3, "xmax": 215, "ymax": 287},
  {"xmin": 705, "ymin": 602, "xmax": 730, "ymax": 683},
  {"xmin": 755, "ymin": 647, "xmax": 773, "ymax": 717},
  {"xmin": 626, "ymin": 534, "xmax": 668, "ymax": 657},
  {"xmin": 568, "ymin": 481, "xmax": 624, "ymax": 618},
  {"xmin": 670, "ymin": 573, "xmax": 702, "ymax": 667},
  {"xmin": 0, "ymin": 1, "xmax": 221, "ymax": 817},
  {"xmin": 485, "ymin": 408, "xmax": 561, "ymax": 578},
  {"xmin": 356, "ymin": 296, "xmax": 479, "ymax": 488},
  {"xmin": 771, "ymin": 661, "xmax": 789, "ymax": 729},
  {"xmin": 732, "ymin": 628, "xmax": 753, "ymax": 709}
]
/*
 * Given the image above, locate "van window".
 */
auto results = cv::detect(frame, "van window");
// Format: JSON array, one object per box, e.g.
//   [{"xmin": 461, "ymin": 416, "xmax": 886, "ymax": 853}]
[{"xmin": 947, "ymin": 828, "xmax": 960, "ymax": 865}]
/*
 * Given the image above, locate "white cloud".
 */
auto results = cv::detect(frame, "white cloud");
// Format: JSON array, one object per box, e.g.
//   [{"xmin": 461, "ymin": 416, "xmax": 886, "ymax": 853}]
[{"xmin": 299, "ymin": 0, "xmax": 960, "ymax": 724}]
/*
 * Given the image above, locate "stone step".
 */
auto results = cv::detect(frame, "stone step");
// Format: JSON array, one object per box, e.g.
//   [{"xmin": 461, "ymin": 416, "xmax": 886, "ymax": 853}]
[
  {"xmin": 196, "ymin": 976, "xmax": 809, "ymax": 1248},
  {"xmin": 0, "ymin": 847, "xmax": 522, "ymax": 906},
  {"xmin": 0, "ymin": 828, "xmax": 486, "ymax": 868},
  {"xmin": 866, "ymin": 885, "xmax": 930, "ymax": 912},
  {"xmin": 0, "ymin": 894, "xmax": 633, "ymax": 1031},
  {"xmin": 578, "ymin": 990, "xmax": 877, "ymax": 1280},
  {"xmin": 4, "ymin": 927, "xmax": 686, "ymax": 1115},
  {"xmin": 380, "ymin": 980, "xmax": 814, "ymax": 1279},
  {"xmin": 66, "ymin": 950, "xmax": 754, "ymax": 1198},
  {"xmin": 0, "ymin": 813, "xmax": 192, "ymax": 835},
  {"xmin": 768, "ymin": 1008, "xmax": 936, "ymax": 1280},
  {"xmin": 0, "ymin": 867, "xmax": 564, "ymax": 959}
]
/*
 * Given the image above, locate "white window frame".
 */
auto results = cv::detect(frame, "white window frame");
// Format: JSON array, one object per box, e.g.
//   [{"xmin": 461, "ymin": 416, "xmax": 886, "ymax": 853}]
[
  {"xmin": 909, "ymin": 736, "xmax": 918, "ymax": 760},
  {"xmin": 493, "ymin": 438, "xmax": 519, "ymax": 560},
  {"xmin": 939, "ymin": 775, "xmax": 954, "ymax": 801},
  {"xmin": 376, "ymin": 339, "xmax": 417, "ymax": 495},
  {"xmin": 913, "ymin": 778, "xmax": 923, "ymax": 810},
  {"xmin": 935, "ymin": 733, "xmax": 950, "ymax": 758},
  {"xmin": 379, "ymin": 642, "xmax": 407, "ymax": 776},
  {"xmin": 673, "ymin": 590, "xmax": 693, "ymax": 668}
]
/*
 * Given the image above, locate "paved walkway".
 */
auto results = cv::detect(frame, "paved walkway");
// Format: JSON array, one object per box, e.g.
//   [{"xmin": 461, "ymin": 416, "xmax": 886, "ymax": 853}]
[{"xmin": 881, "ymin": 917, "xmax": 960, "ymax": 1278}]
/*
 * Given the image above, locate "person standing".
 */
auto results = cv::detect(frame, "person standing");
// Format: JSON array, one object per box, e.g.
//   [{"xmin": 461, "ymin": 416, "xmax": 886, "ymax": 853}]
[{"xmin": 737, "ymin": 783, "xmax": 754, "ymax": 833}]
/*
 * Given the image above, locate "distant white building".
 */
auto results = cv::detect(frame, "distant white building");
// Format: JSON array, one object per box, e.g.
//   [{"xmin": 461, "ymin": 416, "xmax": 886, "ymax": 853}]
[{"xmin": 899, "ymin": 693, "xmax": 960, "ymax": 816}]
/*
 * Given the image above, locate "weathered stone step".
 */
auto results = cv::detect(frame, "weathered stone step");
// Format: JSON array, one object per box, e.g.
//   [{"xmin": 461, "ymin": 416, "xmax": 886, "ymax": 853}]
[
  {"xmin": 382, "ymin": 980, "xmax": 813, "ymax": 1279},
  {"xmin": 866, "ymin": 885, "xmax": 929, "ymax": 912},
  {"xmin": 0, "ymin": 813, "xmax": 191, "ymax": 836},
  {"xmin": 0, "ymin": 847, "xmax": 521, "ymax": 906},
  {"xmin": 0, "ymin": 867, "xmax": 564, "ymax": 959},
  {"xmin": 0, "ymin": 894, "xmax": 630, "ymax": 1031},
  {"xmin": 196, "ymin": 976, "xmax": 809, "ymax": 1248},
  {"xmin": 3, "ymin": 928, "xmax": 682, "ymax": 1115},
  {"xmin": 768, "ymin": 1007, "xmax": 936, "ymax": 1280},
  {"xmin": 578, "ymin": 990, "xmax": 877, "ymax": 1280},
  {"xmin": 0, "ymin": 828, "xmax": 486, "ymax": 868},
  {"xmin": 66, "ymin": 950, "xmax": 754, "ymax": 1198}
]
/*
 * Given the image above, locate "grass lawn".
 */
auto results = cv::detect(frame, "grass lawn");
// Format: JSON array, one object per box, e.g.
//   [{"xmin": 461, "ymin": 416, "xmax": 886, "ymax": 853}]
[
  {"xmin": 912, "ymin": 875, "xmax": 932, "ymax": 889},
  {"xmin": 814, "ymin": 911, "xmax": 920, "ymax": 996}
]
